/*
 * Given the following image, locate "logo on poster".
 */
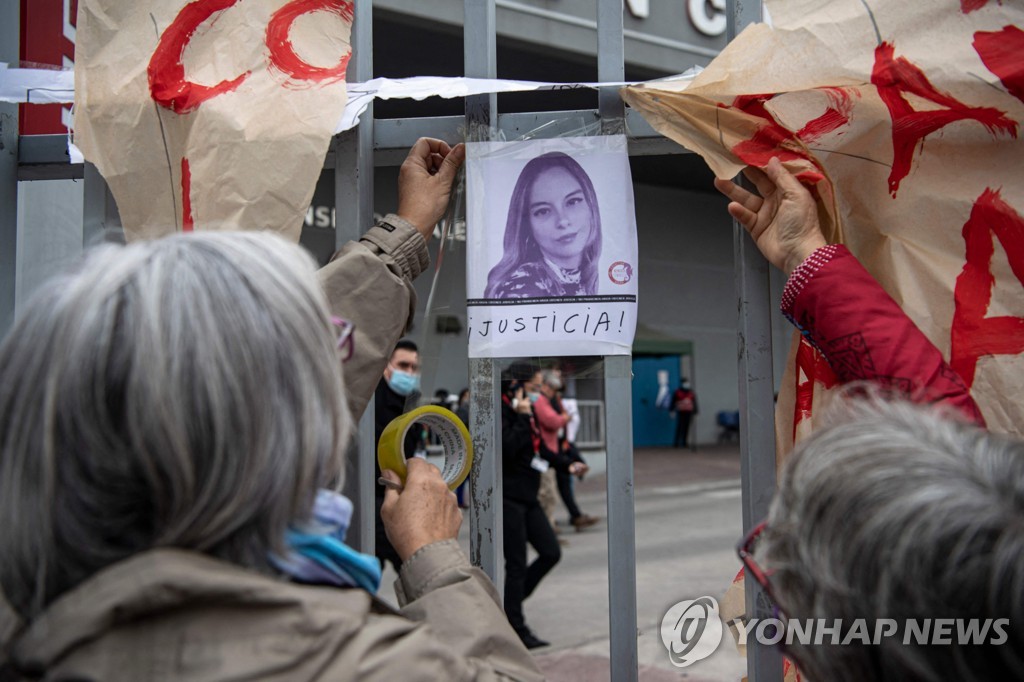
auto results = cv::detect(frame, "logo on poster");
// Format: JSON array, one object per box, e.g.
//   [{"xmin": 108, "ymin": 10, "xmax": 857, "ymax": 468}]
[{"xmin": 608, "ymin": 261, "xmax": 633, "ymax": 285}]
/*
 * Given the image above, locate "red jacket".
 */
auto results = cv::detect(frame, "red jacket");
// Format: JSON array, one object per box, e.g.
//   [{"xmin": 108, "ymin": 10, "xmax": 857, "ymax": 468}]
[
  {"xmin": 783, "ymin": 245, "xmax": 985, "ymax": 427},
  {"xmin": 533, "ymin": 394, "xmax": 568, "ymax": 455}
]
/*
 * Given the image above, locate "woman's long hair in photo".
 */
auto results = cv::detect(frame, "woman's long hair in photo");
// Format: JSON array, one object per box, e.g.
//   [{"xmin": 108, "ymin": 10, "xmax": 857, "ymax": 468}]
[{"xmin": 484, "ymin": 152, "xmax": 602, "ymax": 298}]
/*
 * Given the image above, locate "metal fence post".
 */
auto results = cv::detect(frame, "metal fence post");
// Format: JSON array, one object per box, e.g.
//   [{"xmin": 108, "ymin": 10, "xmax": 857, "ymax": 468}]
[
  {"xmin": 1, "ymin": 0, "xmax": 19, "ymax": 338},
  {"xmin": 336, "ymin": 0, "xmax": 376, "ymax": 554},
  {"xmin": 727, "ymin": 1, "xmax": 783, "ymax": 681},
  {"xmin": 82, "ymin": 162, "xmax": 116, "ymax": 246},
  {"xmin": 598, "ymin": 0, "xmax": 638, "ymax": 679},
  {"xmin": 464, "ymin": 0, "xmax": 503, "ymax": 591}
]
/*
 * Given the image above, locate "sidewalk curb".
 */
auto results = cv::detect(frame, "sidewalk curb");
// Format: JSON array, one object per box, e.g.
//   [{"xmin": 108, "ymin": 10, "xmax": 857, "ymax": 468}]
[{"xmin": 574, "ymin": 477, "xmax": 741, "ymax": 505}]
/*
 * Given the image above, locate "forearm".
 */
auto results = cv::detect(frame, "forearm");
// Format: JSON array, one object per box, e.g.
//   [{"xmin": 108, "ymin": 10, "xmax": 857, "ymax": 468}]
[
  {"xmin": 318, "ymin": 215, "xmax": 428, "ymax": 420},
  {"xmin": 784, "ymin": 245, "xmax": 985, "ymax": 426}
]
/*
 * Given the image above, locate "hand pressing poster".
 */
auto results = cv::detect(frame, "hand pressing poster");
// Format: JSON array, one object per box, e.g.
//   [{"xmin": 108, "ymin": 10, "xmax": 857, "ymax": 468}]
[{"xmin": 466, "ymin": 136, "xmax": 639, "ymax": 358}]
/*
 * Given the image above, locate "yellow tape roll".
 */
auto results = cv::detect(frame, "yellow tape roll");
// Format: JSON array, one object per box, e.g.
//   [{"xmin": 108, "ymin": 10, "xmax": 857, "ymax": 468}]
[{"xmin": 378, "ymin": 405, "xmax": 474, "ymax": 491}]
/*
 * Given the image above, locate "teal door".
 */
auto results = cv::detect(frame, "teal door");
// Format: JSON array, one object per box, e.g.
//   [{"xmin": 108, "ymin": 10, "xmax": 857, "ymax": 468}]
[{"xmin": 631, "ymin": 355, "xmax": 681, "ymax": 447}]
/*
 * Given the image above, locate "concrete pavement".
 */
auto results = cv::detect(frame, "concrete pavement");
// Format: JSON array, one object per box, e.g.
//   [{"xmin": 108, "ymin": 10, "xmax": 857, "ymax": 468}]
[
  {"xmin": 380, "ymin": 442, "xmax": 748, "ymax": 681},
  {"xmin": 530, "ymin": 443, "xmax": 747, "ymax": 681}
]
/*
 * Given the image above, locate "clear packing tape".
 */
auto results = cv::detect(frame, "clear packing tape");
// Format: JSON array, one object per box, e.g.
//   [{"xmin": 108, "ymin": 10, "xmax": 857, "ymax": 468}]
[{"xmin": 378, "ymin": 406, "xmax": 474, "ymax": 490}]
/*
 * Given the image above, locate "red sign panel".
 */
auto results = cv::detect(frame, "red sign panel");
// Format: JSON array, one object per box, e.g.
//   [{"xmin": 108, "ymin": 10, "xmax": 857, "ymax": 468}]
[{"xmin": 19, "ymin": 0, "xmax": 77, "ymax": 134}]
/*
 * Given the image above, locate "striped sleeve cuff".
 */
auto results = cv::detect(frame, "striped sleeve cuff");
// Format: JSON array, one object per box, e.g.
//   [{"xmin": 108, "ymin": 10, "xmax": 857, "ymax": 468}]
[{"xmin": 780, "ymin": 244, "xmax": 842, "ymax": 316}]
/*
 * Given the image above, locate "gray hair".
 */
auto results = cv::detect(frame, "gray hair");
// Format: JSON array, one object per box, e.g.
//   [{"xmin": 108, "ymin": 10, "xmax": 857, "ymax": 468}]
[
  {"xmin": 0, "ymin": 232, "xmax": 351, "ymax": 618},
  {"xmin": 761, "ymin": 396, "xmax": 1024, "ymax": 681},
  {"xmin": 540, "ymin": 370, "xmax": 562, "ymax": 391}
]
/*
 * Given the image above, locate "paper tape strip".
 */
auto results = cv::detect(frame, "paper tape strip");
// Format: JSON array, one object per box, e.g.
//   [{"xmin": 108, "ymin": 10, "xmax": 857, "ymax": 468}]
[{"xmin": 378, "ymin": 405, "xmax": 474, "ymax": 491}]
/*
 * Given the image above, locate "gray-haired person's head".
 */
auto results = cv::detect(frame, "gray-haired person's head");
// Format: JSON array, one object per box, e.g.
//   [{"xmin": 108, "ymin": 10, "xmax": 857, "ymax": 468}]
[
  {"xmin": 541, "ymin": 370, "xmax": 562, "ymax": 391},
  {"xmin": 760, "ymin": 397, "xmax": 1024, "ymax": 681},
  {"xmin": 0, "ymin": 232, "xmax": 351, "ymax": 619}
]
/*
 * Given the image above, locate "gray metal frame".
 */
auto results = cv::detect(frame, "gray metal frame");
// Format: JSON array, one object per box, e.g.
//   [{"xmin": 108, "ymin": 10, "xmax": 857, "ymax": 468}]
[
  {"xmin": 464, "ymin": 0, "xmax": 505, "ymax": 591},
  {"xmin": 728, "ymin": 2, "xmax": 782, "ymax": 682},
  {"xmin": 336, "ymin": 0, "xmax": 378, "ymax": 555},
  {"xmin": 597, "ymin": 1, "xmax": 639, "ymax": 679},
  {"xmin": 1, "ymin": 1, "xmax": 19, "ymax": 337}
]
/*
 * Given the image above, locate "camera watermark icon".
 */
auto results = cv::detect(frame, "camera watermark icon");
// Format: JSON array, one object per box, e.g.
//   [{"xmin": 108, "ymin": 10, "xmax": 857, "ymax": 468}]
[{"xmin": 660, "ymin": 596, "xmax": 724, "ymax": 667}]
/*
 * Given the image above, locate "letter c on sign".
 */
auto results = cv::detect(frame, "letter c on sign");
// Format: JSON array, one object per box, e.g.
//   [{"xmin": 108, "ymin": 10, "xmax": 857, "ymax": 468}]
[
  {"xmin": 687, "ymin": 0, "xmax": 727, "ymax": 37},
  {"xmin": 266, "ymin": 0, "xmax": 354, "ymax": 82},
  {"xmin": 148, "ymin": 0, "xmax": 252, "ymax": 114}
]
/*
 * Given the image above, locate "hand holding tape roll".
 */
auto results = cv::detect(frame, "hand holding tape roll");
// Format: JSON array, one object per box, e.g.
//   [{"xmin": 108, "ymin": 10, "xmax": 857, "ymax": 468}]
[{"xmin": 378, "ymin": 405, "xmax": 474, "ymax": 491}]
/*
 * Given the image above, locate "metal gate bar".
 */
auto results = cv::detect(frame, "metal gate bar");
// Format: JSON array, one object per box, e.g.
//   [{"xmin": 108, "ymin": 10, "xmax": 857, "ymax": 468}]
[
  {"xmin": 335, "ymin": 0, "xmax": 377, "ymax": 554},
  {"xmin": 727, "ymin": 1, "xmax": 782, "ymax": 681},
  {"xmin": 464, "ymin": 0, "xmax": 504, "ymax": 591}
]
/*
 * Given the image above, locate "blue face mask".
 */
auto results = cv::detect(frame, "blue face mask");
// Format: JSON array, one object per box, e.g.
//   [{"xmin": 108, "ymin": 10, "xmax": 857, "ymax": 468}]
[
  {"xmin": 527, "ymin": 391, "xmax": 541, "ymax": 404},
  {"xmin": 388, "ymin": 368, "xmax": 420, "ymax": 397}
]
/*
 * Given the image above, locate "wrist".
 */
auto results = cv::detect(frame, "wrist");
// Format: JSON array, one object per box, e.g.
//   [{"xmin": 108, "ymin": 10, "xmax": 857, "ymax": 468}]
[
  {"xmin": 783, "ymin": 235, "xmax": 828, "ymax": 275},
  {"xmin": 395, "ymin": 210, "xmax": 435, "ymax": 241}
]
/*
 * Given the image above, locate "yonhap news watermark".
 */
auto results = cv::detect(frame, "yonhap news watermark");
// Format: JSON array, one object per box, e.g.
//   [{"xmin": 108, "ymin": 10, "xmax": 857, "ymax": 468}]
[{"xmin": 660, "ymin": 597, "xmax": 1011, "ymax": 668}]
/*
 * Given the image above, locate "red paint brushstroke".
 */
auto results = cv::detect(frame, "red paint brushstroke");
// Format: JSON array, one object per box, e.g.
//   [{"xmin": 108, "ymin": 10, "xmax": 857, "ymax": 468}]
[
  {"xmin": 961, "ymin": 0, "xmax": 1002, "ymax": 13},
  {"xmin": 793, "ymin": 336, "xmax": 838, "ymax": 439},
  {"xmin": 796, "ymin": 88, "xmax": 856, "ymax": 142},
  {"xmin": 182, "ymin": 158, "xmax": 195, "ymax": 232},
  {"xmin": 974, "ymin": 25, "xmax": 1024, "ymax": 105},
  {"xmin": 148, "ymin": 0, "xmax": 251, "ymax": 114},
  {"xmin": 729, "ymin": 95, "xmax": 820, "ymax": 183},
  {"xmin": 871, "ymin": 42, "xmax": 1019, "ymax": 197},
  {"xmin": 266, "ymin": 0, "xmax": 353, "ymax": 83},
  {"xmin": 727, "ymin": 90, "xmax": 854, "ymax": 186},
  {"xmin": 950, "ymin": 189, "xmax": 1024, "ymax": 387}
]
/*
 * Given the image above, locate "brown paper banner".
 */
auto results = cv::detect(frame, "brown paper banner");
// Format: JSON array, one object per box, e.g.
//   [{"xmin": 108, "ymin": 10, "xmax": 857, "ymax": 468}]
[
  {"xmin": 74, "ymin": 0, "xmax": 353, "ymax": 241},
  {"xmin": 623, "ymin": 0, "xmax": 1024, "ymax": 453}
]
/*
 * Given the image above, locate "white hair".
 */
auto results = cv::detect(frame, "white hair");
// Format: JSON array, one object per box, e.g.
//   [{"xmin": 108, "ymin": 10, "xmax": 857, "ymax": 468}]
[
  {"xmin": 540, "ymin": 369, "xmax": 562, "ymax": 391},
  {"xmin": 0, "ymin": 232, "xmax": 351, "ymax": 618},
  {"xmin": 762, "ymin": 395, "xmax": 1024, "ymax": 681}
]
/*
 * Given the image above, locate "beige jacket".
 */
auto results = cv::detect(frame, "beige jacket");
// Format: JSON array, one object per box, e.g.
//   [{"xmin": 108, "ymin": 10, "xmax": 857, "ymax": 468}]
[
  {"xmin": 0, "ymin": 217, "xmax": 543, "ymax": 680},
  {"xmin": 318, "ymin": 214, "xmax": 429, "ymax": 420},
  {"xmin": 0, "ymin": 541, "xmax": 543, "ymax": 680}
]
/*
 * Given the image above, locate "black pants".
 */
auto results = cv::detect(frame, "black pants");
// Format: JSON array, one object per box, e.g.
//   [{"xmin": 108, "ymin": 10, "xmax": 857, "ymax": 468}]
[
  {"xmin": 674, "ymin": 411, "xmax": 693, "ymax": 448},
  {"xmin": 503, "ymin": 497, "xmax": 561, "ymax": 634},
  {"xmin": 556, "ymin": 469, "xmax": 583, "ymax": 520},
  {"xmin": 374, "ymin": 494, "xmax": 403, "ymax": 572}
]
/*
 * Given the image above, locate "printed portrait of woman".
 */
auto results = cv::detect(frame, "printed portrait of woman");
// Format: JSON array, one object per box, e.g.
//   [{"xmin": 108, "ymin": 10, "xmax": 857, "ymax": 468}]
[{"xmin": 484, "ymin": 152, "xmax": 603, "ymax": 299}]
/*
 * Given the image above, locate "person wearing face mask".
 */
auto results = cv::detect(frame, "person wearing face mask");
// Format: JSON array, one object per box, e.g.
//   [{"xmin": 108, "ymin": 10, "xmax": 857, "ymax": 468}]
[
  {"xmin": 373, "ymin": 339, "xmax": 423, "ymax": 571},
  {"xmin": 671, "ymin": 378, "xmax": 698, "ymax": 449}
]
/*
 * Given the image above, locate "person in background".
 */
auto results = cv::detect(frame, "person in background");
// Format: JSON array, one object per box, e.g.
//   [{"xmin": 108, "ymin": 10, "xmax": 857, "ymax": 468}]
[
  {"xmin": 552, "ymin": 389, "xmax": 598, "ymax": 531},
  {"xmin": 718, "ymin": 158, "xmax": 1018, "ymax": 680},
  {"xmin": 432, "ymin": 388, "xmax": 452, "ymax": 409},
  {"xmin": 455, "ymin": 388, "xmax": 470, "ymax": 426},
  {"xmin": 499, "ymin": 365, "xmax": 581, "ymax": 649},
  {"xmin": 671, "ymin": 378, "xmax": 697, "ymax": 449},
  {"xmin": 373, "ymin": 340, "xmax": 423, "ymax": 572}
]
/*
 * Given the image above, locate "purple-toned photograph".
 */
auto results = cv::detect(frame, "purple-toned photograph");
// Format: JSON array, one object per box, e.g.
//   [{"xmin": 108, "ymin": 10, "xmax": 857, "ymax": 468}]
[{"xmin": 485, "ymin": 152, "xmax": 603, "ymax": 299}]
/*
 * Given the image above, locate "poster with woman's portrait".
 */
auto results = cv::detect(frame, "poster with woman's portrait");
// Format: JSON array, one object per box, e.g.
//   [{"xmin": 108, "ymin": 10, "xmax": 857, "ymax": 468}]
[{"xmin": 466, "ymin": 135, "xmax": 639, "ymax": 358}]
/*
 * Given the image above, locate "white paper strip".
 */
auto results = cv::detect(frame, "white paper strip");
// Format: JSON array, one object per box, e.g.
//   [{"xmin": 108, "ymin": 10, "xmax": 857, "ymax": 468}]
[
  {"xmin": 336, "ymin": 72, "xmax": 700, "ymax": 132},
  {"xmin": 1, "ymin": 64, "xmax": 699, "ymax": 126},
  {"xmin": 0, "ymin": 63, "xmax": 75, "ymax": 104}
]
